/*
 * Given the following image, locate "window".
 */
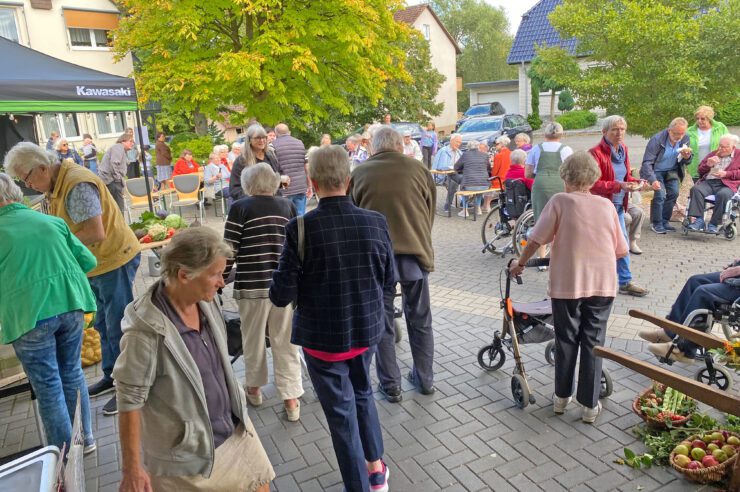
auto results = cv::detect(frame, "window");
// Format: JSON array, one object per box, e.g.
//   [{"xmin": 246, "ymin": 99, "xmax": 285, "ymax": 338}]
[
  {"xmin": 0, "ymin": 8, "xmax": 19, "ymax": 43},
  {"xmin": 68, "ymin": 27, "xmax": 111, "ymax": 49},
  {"xmin": 95, "ymin": 112, "xmax": 126, "ymax": 136},
  {"xmin": 41, "ymin": 113, "xmax": 81, "ymax": 140},
  {"xmin": 422, "ymin": 24, "xmax": 430, "ymax": 41}
]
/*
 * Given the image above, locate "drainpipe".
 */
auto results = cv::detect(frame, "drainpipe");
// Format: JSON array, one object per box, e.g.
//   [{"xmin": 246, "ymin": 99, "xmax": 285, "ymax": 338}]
[{"xmin": 521, "ymin": 62, "xmax": 528, "ymax": 115}]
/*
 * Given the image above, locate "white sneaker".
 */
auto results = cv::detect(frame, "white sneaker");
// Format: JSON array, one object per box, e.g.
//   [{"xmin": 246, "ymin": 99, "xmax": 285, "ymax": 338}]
[
  {"xmin": 553, "ymin": 394, "xmax": 571, "ymax": 414},
  {"xmin": 475, "ymin": 206, "xmax": 482, "ymax": 216},
  {"xmin": 582, "ymin": 402, "xmax": 602, "ymax": 423},
  {"xmin": 457, "ymin": 209, "xmax": 468, "ymax": 217}
]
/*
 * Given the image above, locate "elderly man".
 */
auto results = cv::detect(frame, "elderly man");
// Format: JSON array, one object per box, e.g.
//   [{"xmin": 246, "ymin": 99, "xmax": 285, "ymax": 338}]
[
  {"xmin": 273, "ymin": 123, "xmax": 310, "ymax": 215},
  {"xmin": 270, "ymin": 145, "xmax": 393, "ymax": 491},
  {"xmin": 351, "ymin": 126, "xmax": 437, "ymax": 402},
  {"xmin": 402, "ymin": 131, "xmax": 423, "ymax": 161},
  {"xmin": 686, "ymin": 134, "xmax": 740, "ymax": 233},
  {"xmin": 589, "ymin": 116, "xmax": 648, "ymax": 297},
  {"xmin": 4, "ymin": 142, "xmax": 141, "ymax": 417},
  {"xmin": 433, "ymin": 134, "xmax": 463, "ymax": 211},
  {"xmin": 99, "ymin": 132, "xmax": 135, "ymax": 212},
  {"xmin": 640, "ymin": 117, "xmax": 693, "ymax": 234}
]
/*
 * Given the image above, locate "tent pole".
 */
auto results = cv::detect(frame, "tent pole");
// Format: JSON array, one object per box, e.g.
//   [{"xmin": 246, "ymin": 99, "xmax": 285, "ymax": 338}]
[{"xmin": 135, "ymin": 110, "xmax": 154, "ymax": 212}]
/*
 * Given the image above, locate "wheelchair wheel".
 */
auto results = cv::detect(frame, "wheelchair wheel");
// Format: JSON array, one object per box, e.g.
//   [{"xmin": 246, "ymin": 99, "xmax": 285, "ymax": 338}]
[
  {"xmin": 394, "ymin": 318, "xmax": 403, "ymax": 344},
  {"xmin": 512, "ymin": 210, "xmax": 534, "ymax": 256},
  {"xmin": 724, "ymin": 225, "xmax": 736, "ymax": 241},
  {"xmin": 511, "ymin": 374, "xmax": 531, "ymax": 409},
  {"xmin": 477, "ymin": 344, "xmax": 505, "ymax": 371},
  {"xmin": 481, "ymin": 204, "xmax": 513, "ymax": 255},
  {"xmin": 599, "ymin": 368, "xmax": 614, "ymax": 398},
  {"xmin": 694, "ymin": 365, "xmax": 733, "ymax": 391},
  {"xmin": 545, "ymin": 340, "xmax": 555, "ymax": 366}
]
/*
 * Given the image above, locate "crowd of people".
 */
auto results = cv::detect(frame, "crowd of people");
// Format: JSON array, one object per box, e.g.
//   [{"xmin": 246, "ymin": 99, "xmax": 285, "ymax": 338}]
[{"xmin": 0, "ymin": 104, "xmax": 737, "ymax": 492}]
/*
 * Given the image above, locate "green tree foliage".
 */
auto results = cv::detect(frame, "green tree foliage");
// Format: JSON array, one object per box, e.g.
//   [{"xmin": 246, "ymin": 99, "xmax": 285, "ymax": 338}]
[
  {"xmin": 542, "ymin": 0, "xmax": 740, "ymax": 137},
  {"xmin": 558, "ymin": 89, "xmax": 575, "ymax": 112},
  {"xmin": 431, "ymin": 0, "xmax": 517, "ymax": 110},
  {"xmin": 114, "ymin": 0, "xmax": 410, "ymax": 135},
  {"xmin": 528, "ymin": 54, "xmax": 577, "ymax": 121}
]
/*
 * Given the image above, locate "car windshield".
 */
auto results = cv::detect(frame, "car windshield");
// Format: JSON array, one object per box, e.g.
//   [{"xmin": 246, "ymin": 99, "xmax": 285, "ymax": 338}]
[
  {"xmin": 458, "ymin": 118, "xmax": 502, "ymax": 132},
  {"xmin": 392, "ymin": 123, "xmax": 418, "ymax": 135},
  {"xmin": 465, "ymin": 105, "xmax": 490, "ymax": 117}
]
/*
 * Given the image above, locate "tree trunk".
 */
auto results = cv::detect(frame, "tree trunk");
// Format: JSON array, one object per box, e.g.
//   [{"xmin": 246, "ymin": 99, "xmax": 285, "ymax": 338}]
[
  {"xmin": 550, "ymin": 89, "xmax": 556, "ymax": 122},
  {"xmin": 194, "ymin": 108, "xmax": 208, "ymax": 136}
]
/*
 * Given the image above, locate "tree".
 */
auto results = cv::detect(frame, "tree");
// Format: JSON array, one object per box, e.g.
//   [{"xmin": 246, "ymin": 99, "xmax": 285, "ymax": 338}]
[
  {"xmin": 114, "ymin": 0, "xmax": 410, "ymax": 135},
  {"xmin": 527, "ymin": 53, "xmax": 578, "ymax": 121},
  {"xmin": 431, "ymin": 0, "xmax": 517, "ymax": 111},
  {"xmin": 558, "ymin": 89, "xmax": 575, "ymax": 112},
  {"xmin": 541, "ymin": 0, "xmax": 740, "ymax": 137}
]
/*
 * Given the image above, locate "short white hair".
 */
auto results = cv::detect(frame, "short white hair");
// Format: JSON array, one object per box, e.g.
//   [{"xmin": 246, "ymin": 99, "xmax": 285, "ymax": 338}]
[
  {"xmin": 55, "ymin": 138, "xmax": 69, "ymax": 151},
  {"xmin": 543, "ymin": 122, "xmax": 564, "ymax": 138},
  {"xmin": 719, "ymin": 134, "xmax": 739, "ymax": 147},
  {"xmin": 514, "ymin": 133, "xmax": 530, "ymax": 144},
  {"xmin": 467, "ymin": 140, "xmax": 479, "ymax": 150},
  {"xmin": 669, "ymin": 117, "xmax": 688, "ymax": 130},
  {"xmin": 241, "ymin": 162, "xmax": 280, "ymax": 196},
  {"xmin": 308, "ymin": 145, "xmax": 350, "ymax": 190},
  {"xmin": 510, "ymin": 149, "xmax": 527, "ymax": 165},
  {"xmin": 3, "ymin": 142, "xmax": 58, "ymax": 179},
  {"xmin": 231, "ymin": 142, "xmax": 242, "ymax": 150},
  {"xmin": 371, "ymin": 126, "xmax": 403, "ymax": 154},
  {"xmin": 495, "ymin": 135, "xmax": 511, "ymax": 147},
  {"xmin": 0, "ymin": 173, "xmax": 23, "ymax": 203},
  {"xmin": 601, "ymin": 115, "xmax": 627, "ymax": 132},
  {"xmin": 450, "ymin": 133, "xmax": 462, "ymax": 143}
]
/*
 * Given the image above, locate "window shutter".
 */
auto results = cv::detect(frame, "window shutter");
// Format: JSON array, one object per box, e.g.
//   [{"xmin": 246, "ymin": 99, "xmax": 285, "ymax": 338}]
[
  {"xmin": 29, "ymin": 0, "xmax": 52, "ymax": 10},
  {"xmin": 63, "ymin": 9, "xmax": 119, "ymax": 30}
]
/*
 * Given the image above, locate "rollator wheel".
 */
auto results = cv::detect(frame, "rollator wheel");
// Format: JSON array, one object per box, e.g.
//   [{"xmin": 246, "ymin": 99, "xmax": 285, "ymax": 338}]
[
  {"xmin": 694, "ymin": 365, "xmax": 733, "ymax": 391},
  {"xmin": 599, "ymin": 368, "xmax": 613, "ymax": 398},
  {"xmin": 724, "ymin": 225, "xmax": 736, "ymax": 240},
  {"xmin": 511, "ymin": 374, "xmax": 530, "ymax": 409},
  {"xmin": 477, "ymin": 345, "xmax": 505, "ymax": 371},
  {"xmin": 545, "ymin": 340, "xmax": 556, "ymax": 366},
  {"xmin": 394, "ymin": 318, "xmax": 403, "ymax": 344}
]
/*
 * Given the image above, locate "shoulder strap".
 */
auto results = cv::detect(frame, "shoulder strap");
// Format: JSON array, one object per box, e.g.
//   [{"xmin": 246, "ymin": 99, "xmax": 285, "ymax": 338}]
[{"xmin": 296, "ymin": 215, "xmax": 305, "ymax": 263}]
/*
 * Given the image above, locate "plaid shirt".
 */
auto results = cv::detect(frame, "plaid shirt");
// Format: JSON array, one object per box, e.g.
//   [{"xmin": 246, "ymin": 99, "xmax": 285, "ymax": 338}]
[{"xmin": 269, "ymin": 196, "xmax": 396, "ymax": 352}]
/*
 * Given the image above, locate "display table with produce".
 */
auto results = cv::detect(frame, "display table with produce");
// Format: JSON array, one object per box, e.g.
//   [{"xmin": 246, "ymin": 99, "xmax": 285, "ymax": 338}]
[{"xmin": 130, "ymin": 211, "xmax": 188, "ymax": 245}]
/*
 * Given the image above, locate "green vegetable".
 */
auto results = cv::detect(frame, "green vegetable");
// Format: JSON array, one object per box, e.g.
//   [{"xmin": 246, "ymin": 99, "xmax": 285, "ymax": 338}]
[
  {"xmin": 164, "ymin": 214, "xmax": 187, "ymax": 229},
  {"xmin": 147, "ymin": 223, "xmax": 168, "ymax": 242}
]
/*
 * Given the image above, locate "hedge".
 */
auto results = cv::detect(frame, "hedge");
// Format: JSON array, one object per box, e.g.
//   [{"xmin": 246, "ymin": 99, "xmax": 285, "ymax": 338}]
[
  {"xmin": 555, "ymin": 110, "xmax": 598, "ymax": 130},
  {"xmin": 171, "ymin": 136, "xmax": 213, "ymax": 164},
  {"xmin": 716, "ymin": 99, "xmax": 740, "ymax": 126}
]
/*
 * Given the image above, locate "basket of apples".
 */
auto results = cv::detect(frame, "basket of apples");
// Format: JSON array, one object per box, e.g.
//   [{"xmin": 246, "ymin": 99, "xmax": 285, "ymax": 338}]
[
  {"xmin": 670, "ymin": 431, "xmax": 739, "ymax": 483},
  {"xmin": 632, "ymin": 383, "xmax": 696, "ymax": 429}
]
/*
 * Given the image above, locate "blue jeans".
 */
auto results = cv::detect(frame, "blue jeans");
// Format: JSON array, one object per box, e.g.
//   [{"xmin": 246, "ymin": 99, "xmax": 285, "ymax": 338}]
[
  {"xmin": 12, "ymin": 311, "xmax": 93, "ymax": 450},
  {"xmin": 461, "ymin": 185, "xmax": 488, "ymax": 208},
  {"xmin": 288, "ymin": 193, "xmax": 307, "ymax": 216},
  {"xmin": 304, "ymin": 348, "xmax": 383, "ymax": 492},
  {"xmin": 650, "ymin": 171, "xmax": 679, "ymax": 226},
  {"xmin": 88, "ymin": 254, "xmax": 140, "ymax": 381},
  {"xmin": 615, "ymin": 204, "xmax": 632, "ymax": 286},
  {"xmin": 84, "ymin": 159, "xmax": 98, "ymax": 174},
  {"xmin": 667, "ymin": 272, "xmax": 740, "ymax": 357}
]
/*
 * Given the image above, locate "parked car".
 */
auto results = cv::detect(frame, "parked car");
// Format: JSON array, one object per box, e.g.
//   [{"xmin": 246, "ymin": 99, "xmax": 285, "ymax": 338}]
[
  {"xmin": 332, "ymin": 121, "xmax": 424, "ymax": 145},
  {"xmin": 455, "ymin": 102, "xmax": 506, "ymax": 131},
  {"xmin": 443, "ymin": 114, "xmax": 532, "ymax": 149}
]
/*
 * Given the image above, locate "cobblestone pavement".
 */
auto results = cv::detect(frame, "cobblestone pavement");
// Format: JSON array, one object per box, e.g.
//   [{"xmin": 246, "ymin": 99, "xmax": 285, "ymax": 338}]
[{"xmin": 2, "ymin": 131, "xmax": 738, "ymax": 491}]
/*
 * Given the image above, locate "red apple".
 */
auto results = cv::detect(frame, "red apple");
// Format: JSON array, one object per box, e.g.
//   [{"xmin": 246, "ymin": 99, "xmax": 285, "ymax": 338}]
[
  {"xmin": 701, "ymin": 455, "xmax": 719, "ymax": 468},
  {"xmin": 692, "ymin": 440, "xmax": 707, "ymax": 450},
  {"xmin": 687, "ymin": 460, "xmax": 702, "ymax": 470}
]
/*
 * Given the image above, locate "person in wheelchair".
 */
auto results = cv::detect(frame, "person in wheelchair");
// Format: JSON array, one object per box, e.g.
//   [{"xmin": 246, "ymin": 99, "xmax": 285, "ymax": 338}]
[
  {"xmin": 495, "ymin": 149, "xmax": 533, "ymax": 224},
  {"xmin": 640, "ymin": 259, "xmax": 740, "ymax": 363},
  {"xmin": 686, "ymin": 134, "xmax": 740, "ymax": 233}
]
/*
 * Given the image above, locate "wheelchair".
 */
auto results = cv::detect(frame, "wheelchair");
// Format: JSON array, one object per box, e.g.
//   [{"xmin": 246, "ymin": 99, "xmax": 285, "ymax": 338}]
[
  {"xmin": 481, "ymin": 178, "xmax": 532, "ymax": 257},
  {"xmin": 681, "ymin": 189, "xmax": 740, "ymax": 240}
]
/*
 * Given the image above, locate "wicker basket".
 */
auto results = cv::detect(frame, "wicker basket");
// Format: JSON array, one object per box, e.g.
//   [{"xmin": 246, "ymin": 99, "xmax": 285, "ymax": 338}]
[
  {"xmin": 632, "ymin": 385, "xmax": 692, "ymax": 429},
  {"xmin": 669, "ymin": 432, "xmax": 740, "ymax": 484}
]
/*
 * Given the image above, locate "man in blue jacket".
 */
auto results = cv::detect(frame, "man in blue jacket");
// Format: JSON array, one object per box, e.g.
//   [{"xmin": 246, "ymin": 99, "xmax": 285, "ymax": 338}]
[{"xmin": 640, "ymin": 117, "xmax": 693, "ymax": 234}]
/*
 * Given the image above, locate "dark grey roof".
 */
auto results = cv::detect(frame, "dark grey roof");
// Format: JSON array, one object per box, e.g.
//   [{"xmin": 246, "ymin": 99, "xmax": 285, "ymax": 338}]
[
  {"xmin": 464, "ymin": 80, "xmax": 518, "ymax": 89},
  {"xmin": 507, "ymin": 0, "xmax": 578, "ymax": 65}
]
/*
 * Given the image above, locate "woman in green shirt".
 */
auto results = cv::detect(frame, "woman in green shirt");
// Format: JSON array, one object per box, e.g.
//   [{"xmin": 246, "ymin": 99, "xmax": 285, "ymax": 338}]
[{"xmin": 0, "ymin": 173, "xmax": 97, "ymax": 455}]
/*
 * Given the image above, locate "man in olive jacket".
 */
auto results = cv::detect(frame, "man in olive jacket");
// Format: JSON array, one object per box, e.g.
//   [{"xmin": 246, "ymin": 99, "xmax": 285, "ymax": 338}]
[{"xmin": 350, "ymin": 125, "xmax": 437, "ymax": 402}]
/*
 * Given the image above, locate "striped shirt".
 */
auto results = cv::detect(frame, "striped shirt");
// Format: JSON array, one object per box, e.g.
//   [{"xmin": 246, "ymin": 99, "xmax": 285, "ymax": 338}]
[{"xmin": 224, "ymin": 195, "xmax": 296, "ymax": 299}]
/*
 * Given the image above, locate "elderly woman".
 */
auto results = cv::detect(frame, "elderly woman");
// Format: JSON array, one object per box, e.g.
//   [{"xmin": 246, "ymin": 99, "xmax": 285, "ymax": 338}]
[
  {"xmin": 687, "ymin": 134, "xmax": 740, "ymax": 233},
  {"xmin": 454, "ymin": 140, "xmax": 492, "ymax": 217},
  {"xmin": 510, "ymin": 152, "xmax": 628, "ymax": 423},
  {"xmin": 504, "ymin": 149, "xmax": 534, "ymax": 190},
  {"xmin": 320, "ymin": 133, "xmax": 332, "ymax": 146},
  {"xmin": 114, "ymin": 228, "xmax": 274, "ymax": 492},
  {"xmin": 687, "ymin": 105, "xmax": 729, "ymax": 179},
  {"xmin": 223, "ymin": 163, "xmax": 303, "ymax": 420},
  {"xmin": 492, "ymin": 135, "xmax": 512, "ymax": 186},
  {"xmin": 4, "ymin": 143, "xmax": 141, "ymax": 417},
  {"xmin": 514, "ymin": 132, "xmax": 532, "ymax": 153},
  {"xmin": 56, "ymin": 138, "xmax": 83, "ymax": 166},
  {"xmin": 229, "ymin": 124, "xmax": 281, "ymax": 201},
  {"xmin": 0, "ymin": 173, "xmax": 97, "ymax": 453},
  {"xmin": 173, "ymin": 149, "xmax": 200, "ymax": 176},
  {"xmin": 203, "ymin": 152, "xmax": 230, "ymax": 201}
]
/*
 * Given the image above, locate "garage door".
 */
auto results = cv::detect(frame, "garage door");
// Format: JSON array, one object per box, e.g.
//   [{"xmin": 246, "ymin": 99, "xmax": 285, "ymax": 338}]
[{"xmin": 476, "ymin": 91, "xmax": 518, "ymax": 114}]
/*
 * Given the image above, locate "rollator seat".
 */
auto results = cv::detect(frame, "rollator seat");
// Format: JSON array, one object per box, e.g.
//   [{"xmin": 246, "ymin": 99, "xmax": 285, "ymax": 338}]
[{"xmin": 511, "ymin": 299, "xmax": 552, "ymax": 316}]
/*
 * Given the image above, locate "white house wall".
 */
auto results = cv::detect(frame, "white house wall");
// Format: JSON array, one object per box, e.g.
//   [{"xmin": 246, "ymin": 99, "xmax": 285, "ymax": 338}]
[{"xmin": 413, "ymin": 10, "xmax": 457, "ymax": 133}]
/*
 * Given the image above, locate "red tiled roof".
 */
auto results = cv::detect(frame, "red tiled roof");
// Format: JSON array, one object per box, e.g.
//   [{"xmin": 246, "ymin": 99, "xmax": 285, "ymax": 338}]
[{"xmin": 393, "ymin": 4, "xmax": 461, "ymax": 54}]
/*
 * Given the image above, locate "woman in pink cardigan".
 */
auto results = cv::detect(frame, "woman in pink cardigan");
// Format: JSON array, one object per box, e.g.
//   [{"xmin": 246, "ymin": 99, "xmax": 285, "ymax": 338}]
[{"xmin": 510, "ymin": 151, "xmax": 628, "ymax": 423}]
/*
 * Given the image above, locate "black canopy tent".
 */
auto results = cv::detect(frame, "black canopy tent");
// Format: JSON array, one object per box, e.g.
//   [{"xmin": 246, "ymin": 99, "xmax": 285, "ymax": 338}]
[{"xmin": 0, "ymin": 37, "xmax": 154, "ymax": 210}]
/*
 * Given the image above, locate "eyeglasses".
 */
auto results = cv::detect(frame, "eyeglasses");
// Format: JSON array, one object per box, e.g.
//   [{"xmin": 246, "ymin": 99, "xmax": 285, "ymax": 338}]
[
  {"xmin": 22, "ymin": 167, "xmax": 35, "ymax": 185},
  {"xmin": 251, "ymin": 136, "xmax": 267, "ymax": 141}
]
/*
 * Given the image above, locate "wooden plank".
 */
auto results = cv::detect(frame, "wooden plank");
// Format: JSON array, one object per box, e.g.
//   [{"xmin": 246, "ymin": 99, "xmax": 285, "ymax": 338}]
[
  {"xmin": 139, "ymin": 239, "xmax": 171, "ymax": 251},
  {"xmin": 430, "ymin": 169, "xmax": 455, "ymax": 175},
  {"xmin": 594, "ymin": 347, "xmax": 740, "ymax": 416},
  {"xmin": 629, "ymin": 309, "xmax": 726, "ymax": 350}
]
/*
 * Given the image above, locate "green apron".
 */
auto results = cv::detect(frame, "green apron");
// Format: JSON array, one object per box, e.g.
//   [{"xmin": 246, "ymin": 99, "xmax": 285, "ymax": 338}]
[{"xmin": 531, "ymin": 143, "xmax": 565, "ymax": 221}]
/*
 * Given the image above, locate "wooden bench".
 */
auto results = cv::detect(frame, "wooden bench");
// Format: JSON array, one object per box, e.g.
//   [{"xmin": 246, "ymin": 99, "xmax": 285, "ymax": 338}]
[{"xmin": 452, "ymin": 187, "xmax": 500, "ymax": 221}]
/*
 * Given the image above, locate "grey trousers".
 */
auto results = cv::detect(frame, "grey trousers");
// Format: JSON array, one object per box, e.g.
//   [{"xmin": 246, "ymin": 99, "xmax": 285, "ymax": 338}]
[
  {"xmin": 445, "ymin": 174, "xmax": 463, "ymax": 209},
  {"xmin": 623, "ymin": 203, "xmax": 644, "ymax": 242},
  {"xmin": 377, "ymin": 275, "xmax": 434, "ymax": 389},
  {"xmin": 552, "ymin": 296, "xmax": 613, "ymax": 408},
  {"xmin": 106, "ymin": 181, "xmax": 125, "ymax": 213}
]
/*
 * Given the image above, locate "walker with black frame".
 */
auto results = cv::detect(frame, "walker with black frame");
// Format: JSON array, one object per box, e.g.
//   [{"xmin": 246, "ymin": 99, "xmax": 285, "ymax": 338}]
[{"xmin": 477, "ymin": 257, "xmax": 614, "ymax": 408}]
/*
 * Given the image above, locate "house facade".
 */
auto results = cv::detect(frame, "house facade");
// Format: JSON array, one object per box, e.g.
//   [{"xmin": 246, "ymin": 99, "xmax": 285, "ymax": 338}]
[
  {"xmin": 394, "ymin": 4, "xmax": 460, "ymax": 134},
  {"xmin": 0, "ymin": 0, "xmax": 135, "ymax": 151}
]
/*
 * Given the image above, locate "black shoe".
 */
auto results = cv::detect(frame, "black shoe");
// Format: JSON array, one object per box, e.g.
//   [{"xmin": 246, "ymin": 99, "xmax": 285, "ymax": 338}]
[
  {"xmin": 377, "ymin": 384, "xmax": 402, "ymax": 403},
  {"xmin": 88, "ymin": 378, "xmax": 115, "ymax": 397},
  {"xmin": 102, "ymin": 395, "xmax": 118, "ymax": 416},
  {"xmin": 407, "ymin": 371, "xmax": 436, "ymax": 395}
]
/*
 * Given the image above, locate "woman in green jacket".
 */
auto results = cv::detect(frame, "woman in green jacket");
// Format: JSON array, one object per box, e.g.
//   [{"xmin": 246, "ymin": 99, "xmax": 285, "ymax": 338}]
[
  {"xmin": 687, "ymin": 105, "xmax": 729, "ymax": 179},
  {"xmin": 0, "ymin": 173, "xmax": 97, "ymax": 455}
]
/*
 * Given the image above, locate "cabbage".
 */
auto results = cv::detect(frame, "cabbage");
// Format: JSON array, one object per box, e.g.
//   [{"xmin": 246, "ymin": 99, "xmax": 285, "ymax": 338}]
[
  {"xmin": 147, "ymin": 223, "xmax": 168, "ymax": 241},
  {"xmin": 164, "ymin": 214, "xmax": 187, "ymax": 229}
]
